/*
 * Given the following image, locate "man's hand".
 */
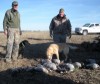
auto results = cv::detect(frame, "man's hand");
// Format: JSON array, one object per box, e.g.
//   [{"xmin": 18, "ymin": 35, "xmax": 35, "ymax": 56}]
[
  {"xmin": 67, "ymin": 32, "xmax": 71, "ymax": 39},
  {"xmin": 4, "ymin": 29, "xmax": 7, "ymax": 35}
]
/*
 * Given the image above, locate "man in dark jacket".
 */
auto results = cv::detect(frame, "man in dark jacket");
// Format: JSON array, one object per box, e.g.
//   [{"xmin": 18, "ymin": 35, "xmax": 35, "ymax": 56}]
[
  {"xmin": 3, "ymin": 1, "xmax": 22, "ymax": 62},
  {"xmin": 49, "ymin": 8, "xmax": 71, "ymax": 43}
]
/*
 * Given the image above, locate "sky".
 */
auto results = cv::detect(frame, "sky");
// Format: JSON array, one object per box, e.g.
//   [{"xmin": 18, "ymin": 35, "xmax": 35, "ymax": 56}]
[{"xmin": 0, "ymin": 0, "xmax": 100, "ymax": 31}]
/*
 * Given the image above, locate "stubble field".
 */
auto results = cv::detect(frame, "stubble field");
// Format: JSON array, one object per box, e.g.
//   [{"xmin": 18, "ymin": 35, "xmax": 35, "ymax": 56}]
[{"xmin": 0, "ymin": 31, "xmax": 100, "ymax": 84}]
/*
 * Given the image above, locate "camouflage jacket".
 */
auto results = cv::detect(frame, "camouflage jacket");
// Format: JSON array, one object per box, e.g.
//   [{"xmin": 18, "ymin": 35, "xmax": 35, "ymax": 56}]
[
  {"xmin": 49, "ymin": 14, "xmax": 71, "ymax": 35},
  {"xmin": 3, "ymin": 8, "xmax": 20, "ymax": 30}
]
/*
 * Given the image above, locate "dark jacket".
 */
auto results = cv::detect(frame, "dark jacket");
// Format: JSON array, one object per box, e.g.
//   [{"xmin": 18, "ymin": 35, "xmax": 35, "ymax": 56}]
[{"xmin": 49, "ymin": 14, "xmax": 71, "ymax": 36}]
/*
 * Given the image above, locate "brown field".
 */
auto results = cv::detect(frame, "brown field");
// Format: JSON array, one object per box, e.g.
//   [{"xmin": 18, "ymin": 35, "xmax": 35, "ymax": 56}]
[{"xmin": 0, "ymin": 31, "xmax": 100, "ymax": 84}]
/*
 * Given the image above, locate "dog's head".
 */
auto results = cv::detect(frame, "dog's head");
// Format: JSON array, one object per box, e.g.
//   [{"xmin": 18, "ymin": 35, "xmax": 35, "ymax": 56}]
[{"xmin": 19, "ymin": 40, "xmax": 30, "ymax": 48}]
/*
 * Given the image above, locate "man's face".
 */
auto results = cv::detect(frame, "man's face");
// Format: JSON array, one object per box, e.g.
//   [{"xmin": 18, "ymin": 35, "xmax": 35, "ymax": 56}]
[
  {"xmin": 13, "ymin": 5, "xmax": 18, "ymax": 10},
  {"xmin": 59, "ymin": 12, "xmax": 64, "ymax": 17}
]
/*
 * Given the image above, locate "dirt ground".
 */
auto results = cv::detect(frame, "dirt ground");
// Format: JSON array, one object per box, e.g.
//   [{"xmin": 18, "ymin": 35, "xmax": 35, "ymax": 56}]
[{"xmin": 0, "ymin": 31, "xmax": 100, "ymax": 84}]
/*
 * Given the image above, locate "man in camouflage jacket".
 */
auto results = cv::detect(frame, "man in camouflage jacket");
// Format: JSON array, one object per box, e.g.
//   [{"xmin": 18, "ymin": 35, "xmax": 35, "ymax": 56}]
[{"xmin": 3, "ymin": 1, "xmax": 22, "ymax": 62}]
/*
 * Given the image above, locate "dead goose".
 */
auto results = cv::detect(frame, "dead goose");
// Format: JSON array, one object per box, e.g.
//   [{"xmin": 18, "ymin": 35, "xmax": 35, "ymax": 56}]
[
  {"xmin": 86, "ymin": 63, "xmax": 99, "ymax": 69},
  {"xmin": 34, "ymin": 64, "xmax": 49, "ymax": 74},
  {"xmin": 43, "ymin": 62, "xmax": 57, "ymax": 70},
  {"xmin": 52, "ymin": 59, "xmax": 60, "ymax": 65},
  {"xmin": 73, "ymin": 62, "xmax": 82, "ymax": 69},
  {"xmin": 57, "ymin": 63, "xmax": 75, "ymax": 73}
]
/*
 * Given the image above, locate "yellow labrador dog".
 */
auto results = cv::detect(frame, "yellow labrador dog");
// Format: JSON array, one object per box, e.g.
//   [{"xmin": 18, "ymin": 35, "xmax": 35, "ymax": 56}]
[{"xmin": 46, "ymin": 43, "xmax": 77, "ymax": 61}]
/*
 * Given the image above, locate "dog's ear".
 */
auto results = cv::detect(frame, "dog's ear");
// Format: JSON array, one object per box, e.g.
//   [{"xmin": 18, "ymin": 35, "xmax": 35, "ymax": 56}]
[
  {"xmin": 19, "ymin": 40, "xmax": 30, "ymax": 48},
  {"xmin": 19, "ymin": 41, "xmax": 25, "ymax": 48},
  {"xmin": 24, "ymin": 40, "xmax": 30, "ymax": 45},
  {"xmin": 23, "ymin": 40, "xmax": 30, "ymax": 46}
]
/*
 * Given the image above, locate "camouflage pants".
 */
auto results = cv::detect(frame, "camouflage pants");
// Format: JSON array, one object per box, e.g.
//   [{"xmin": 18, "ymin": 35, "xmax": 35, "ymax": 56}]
[
  {"xmin": 5, "ymin": 28, "xmax": 20, "ymax": 59},
  {"xmin": 53, "ymin": 34, "xmax": 69, "ymax": 43}
]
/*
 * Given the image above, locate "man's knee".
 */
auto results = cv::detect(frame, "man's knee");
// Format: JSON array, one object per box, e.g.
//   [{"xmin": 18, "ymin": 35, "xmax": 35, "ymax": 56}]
[
  {"xmin": 15, "ymin": 33, "xmax": 20, "ymax": 44},
  {"xmin": 13, "ymin": 43, "xmax": 19, "ymax": 50}
]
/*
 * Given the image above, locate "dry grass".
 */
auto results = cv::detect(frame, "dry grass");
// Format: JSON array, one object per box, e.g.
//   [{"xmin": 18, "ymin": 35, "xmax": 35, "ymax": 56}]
[{"xmin": 0, "ymin": 31, "xmax": 100, "ymax": 84}]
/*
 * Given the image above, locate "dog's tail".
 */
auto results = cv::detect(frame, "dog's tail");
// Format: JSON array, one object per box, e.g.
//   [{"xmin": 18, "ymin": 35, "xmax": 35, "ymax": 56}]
[{"xmin": 69, "ymin": 45, "xmax": 78, "ymax": 49}]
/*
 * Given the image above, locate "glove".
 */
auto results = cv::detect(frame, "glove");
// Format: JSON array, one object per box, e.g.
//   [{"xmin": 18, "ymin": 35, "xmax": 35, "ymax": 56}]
[{"xmin": 67, "ymin": 33, "xmax": 71, "ymax": 39}]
